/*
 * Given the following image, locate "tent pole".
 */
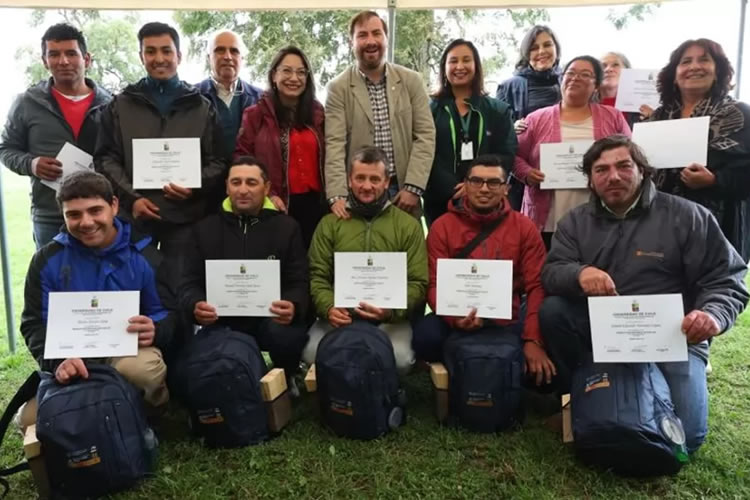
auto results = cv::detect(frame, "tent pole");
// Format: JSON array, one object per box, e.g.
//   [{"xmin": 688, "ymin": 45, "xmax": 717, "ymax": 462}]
[
  {"xmin": 0, "ymin": 169, "xmax": 15, "ymax": 353},
  {"xmin": 387, "ymin": 0, "xmax": 396, "ymax": 63},
  {"xmin": 738, "ymin": 0, "xmax": 747, "ymax": 99}
]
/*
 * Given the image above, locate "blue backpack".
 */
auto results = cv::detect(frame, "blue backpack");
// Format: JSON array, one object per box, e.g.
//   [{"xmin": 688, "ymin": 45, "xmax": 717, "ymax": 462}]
[
  {"xmin": 171, "ymin": 327, "xmax": 270, "ymax": 448},
  {"xmin": 443, "ymin": 331, "xmax": 524, "ymax": 432},
  {"xmin": 571, "ymin": 361, "xmax": 688, "ymax": 476},
  {"xmin": 315, "ymin": 321, "xmax": 406, "ymax": 440},
  {"xmin": 36, "ymin": 364, "xmax": 157, "ymax": 497}
]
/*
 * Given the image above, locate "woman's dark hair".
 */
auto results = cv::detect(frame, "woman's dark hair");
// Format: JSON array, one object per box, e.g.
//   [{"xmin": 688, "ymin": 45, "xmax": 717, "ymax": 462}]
[
  {"xmin": 267, "ymin": 46, "xmax": 317, "ymax": 129},
  {"xmin": 580, "ymin": 135, "xmax": 655, "ymax": 181},
  {"xmin": 433, "ymin": 39, "xmax": 485, "ymax": 99},
  {"xmin": 656, "ymin": 38, "xmax": 734, "ymax": 106},
  {"xmin": 515, "ymin": 25, "xmax": 561, "ymax": 71},
  {"xmin": 563, "ymin": 55, "xmax": 604, "ymax": 87}
]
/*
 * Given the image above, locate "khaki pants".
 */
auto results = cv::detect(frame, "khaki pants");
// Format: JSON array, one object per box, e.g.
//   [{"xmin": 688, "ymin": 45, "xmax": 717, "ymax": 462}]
[{"xmin": 17, "ymin": 347, "xmax": 168, "ymax": 431}]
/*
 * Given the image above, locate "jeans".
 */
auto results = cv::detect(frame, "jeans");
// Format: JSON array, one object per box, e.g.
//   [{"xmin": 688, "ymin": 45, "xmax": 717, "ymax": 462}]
[
  {"xmin": 539, "ymin": 295, "xmax": 709, "ymax": 452},
  {"xmin": 32, "ymin": 219, "xmax": 63, "ymax": 249}
]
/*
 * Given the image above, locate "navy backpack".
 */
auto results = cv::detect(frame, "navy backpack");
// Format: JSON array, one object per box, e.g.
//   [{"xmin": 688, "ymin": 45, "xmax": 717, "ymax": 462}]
[
  {"xmin": 171, "ymin": 326, "xmax": 270, "ymax": 448},
  {"xmin": 443, "ymin": 331, "xmax": 524, "ymax": 432},
  {"xmin": 315, "ymin": 321, "xmax": 406, "ymax": 440},
  {"xmin": 571, "ymin": 361, "xmax": 689, "ymax": 476}
]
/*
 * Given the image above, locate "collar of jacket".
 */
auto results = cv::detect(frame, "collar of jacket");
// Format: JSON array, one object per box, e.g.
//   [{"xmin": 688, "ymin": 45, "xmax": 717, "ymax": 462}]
[
  {"xmin": 221, "ymin": 196, "xmax": 277, "ymax": 214},
  {"xmin": 448, "ymin": 196, "xmax": 510, "ymax": 224},
  {"xmin": 54, "ymin": 217, "xmax": 150, "ymax": 256},
  {"xmin": 122, "ymin": 77, "xmax": 200, "ymax": 109},
  {"xmin": 591, "ymin": 179, "xmax": 657, "ymax": 219},
  {"xmin": 29, "ymin": 77, "xmax": 112, "ymax": 114}
]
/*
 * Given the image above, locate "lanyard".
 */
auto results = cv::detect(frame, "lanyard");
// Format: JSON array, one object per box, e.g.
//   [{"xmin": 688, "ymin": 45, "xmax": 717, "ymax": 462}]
[{"xmin": 444, "ymin": 104, "xmax": 484, "ymax": 158}]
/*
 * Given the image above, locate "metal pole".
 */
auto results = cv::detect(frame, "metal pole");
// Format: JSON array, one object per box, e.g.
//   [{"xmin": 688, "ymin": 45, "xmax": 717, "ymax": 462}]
[
  {"xmin": 0, "ymin": 168, "xmax": 15, "ymax": 353},
  {"xmin": 387, "ymin": 0, "xmax": 396, "ymax": 64},
  {"xmin": 737, "ymin": 0, "xmax": 747, "ymax": 99}
]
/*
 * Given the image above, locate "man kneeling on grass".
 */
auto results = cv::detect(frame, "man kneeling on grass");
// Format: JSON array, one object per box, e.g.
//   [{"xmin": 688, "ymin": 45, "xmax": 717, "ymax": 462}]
[
  {"xmin": 18, "ymin": 171, "xmax": 178, "ymax": 430},
  {"xmin": 539, "ymin": 135, "xmax": 749, "ymax": 453}
]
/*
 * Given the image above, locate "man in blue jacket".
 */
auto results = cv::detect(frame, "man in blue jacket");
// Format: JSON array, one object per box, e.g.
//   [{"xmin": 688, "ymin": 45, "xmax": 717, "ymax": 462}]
[
  {"xmin": 195, "ymin": 30, "xmax": 261, "ymax": 160},
  {"xmin": 18, "ymin": 171, "xmax": 178, "ymax": 430}
]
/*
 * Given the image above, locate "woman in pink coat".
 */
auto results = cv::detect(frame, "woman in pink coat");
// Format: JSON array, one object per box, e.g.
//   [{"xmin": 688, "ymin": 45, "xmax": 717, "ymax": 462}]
[{"xmin": 514, "ymin": 55, "xmax": 631, "ymax": 248}]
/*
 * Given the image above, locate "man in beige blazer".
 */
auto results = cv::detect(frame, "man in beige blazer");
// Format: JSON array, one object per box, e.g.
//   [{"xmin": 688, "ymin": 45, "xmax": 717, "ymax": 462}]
[{"xmin": 325, "ymin": 10, "xmax": 436, "ymax": 219}]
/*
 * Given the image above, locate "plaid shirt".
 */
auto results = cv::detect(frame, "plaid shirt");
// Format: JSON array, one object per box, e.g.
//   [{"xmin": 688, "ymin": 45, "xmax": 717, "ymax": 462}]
[{"xmin": 359, "ymin": 69, "xmax": 423, "ymax": 197}]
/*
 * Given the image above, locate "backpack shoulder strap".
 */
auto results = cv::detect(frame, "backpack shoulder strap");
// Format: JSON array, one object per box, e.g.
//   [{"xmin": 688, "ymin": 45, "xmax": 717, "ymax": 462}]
[
  {"xmin": 0, "ymin": 371, "xmax": 41, "ymax": 498},
  {"xmin": 454, "ymin": 216, "xmax": 505, "ymax": 259}
]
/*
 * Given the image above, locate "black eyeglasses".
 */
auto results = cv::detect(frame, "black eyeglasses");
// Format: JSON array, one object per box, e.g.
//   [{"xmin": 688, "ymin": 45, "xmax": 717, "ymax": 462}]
[{"xmin": 466, "ymin": 176, "xmax": 506, "ymax": 190}]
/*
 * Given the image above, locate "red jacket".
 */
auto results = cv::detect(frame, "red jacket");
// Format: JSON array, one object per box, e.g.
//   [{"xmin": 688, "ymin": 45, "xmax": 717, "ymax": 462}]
[
  {"xmin": 234, "ymin": 92, "xmax": 325, "ymax": 204},
  {"xmin": 427, "ymin": 198, "xmax": 546, "ymax": 343}
]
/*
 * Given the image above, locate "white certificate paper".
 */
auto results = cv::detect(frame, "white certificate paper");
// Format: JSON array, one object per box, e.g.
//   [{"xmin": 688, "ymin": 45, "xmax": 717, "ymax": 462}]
[
  {"xmin": 539, "ymin": 141, "xmax": 593, "ymax": 190},
  {"xmin": 132, "ymin": 137, "xmax": 202, "ymax": 189},
  {"xmin": 334, "ymin": 252, "xmax": 407, "ymax": 309},
  {"xmin": 44, "ymin": 291, "xmax": 139, "ymax": 359},
  {"xmin": 588, "ymin": 294, "xmax": 688, "ymax": 363},
  {"xmin": 205, "ymin": 260, "xmax": 280, "ymax": 317},
  {"xmin": 436, "ymin": 259, "xmax": 513, "ymax": 319},
  {"xmin": 42, "ymin": 142, "xmax": 94, "ymax": 192},
  {"xmin": 614, "ymin": 69, "xmax": 661, "ymax": 113},
  {"xmin": 632, "ymin": 117, "xmax": 710, "ymax": 169}
]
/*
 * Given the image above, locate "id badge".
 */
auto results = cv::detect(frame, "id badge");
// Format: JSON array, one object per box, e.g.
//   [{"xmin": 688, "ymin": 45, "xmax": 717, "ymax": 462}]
[{"xmin": 460, "ymin": 141, "xmax": 474, "ymax": 161}]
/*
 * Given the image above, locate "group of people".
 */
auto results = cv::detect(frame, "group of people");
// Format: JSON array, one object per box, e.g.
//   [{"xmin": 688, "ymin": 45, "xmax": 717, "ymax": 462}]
[{"xmin": 5, "ymin": 10, "xmax": 750, "ymax": 459}]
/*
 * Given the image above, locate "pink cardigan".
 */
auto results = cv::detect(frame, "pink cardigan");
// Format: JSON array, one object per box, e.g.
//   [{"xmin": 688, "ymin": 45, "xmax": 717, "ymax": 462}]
[{"xmin": 513, "ymin": 103, "xmax": 632, "ymax": 229}]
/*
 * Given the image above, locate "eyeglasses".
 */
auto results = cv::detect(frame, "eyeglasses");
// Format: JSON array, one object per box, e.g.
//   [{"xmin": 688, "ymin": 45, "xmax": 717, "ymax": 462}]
[
  {"xmin": 563, "ymin": 71, "xmax": 596, "ymax": 81},
  {"xmin": 277, "ymin": 66, "xmax": 308, "ymax": 79},
  {"xmin": 466, "ymin": 177, "xmax": 506, "ymax": 190}
]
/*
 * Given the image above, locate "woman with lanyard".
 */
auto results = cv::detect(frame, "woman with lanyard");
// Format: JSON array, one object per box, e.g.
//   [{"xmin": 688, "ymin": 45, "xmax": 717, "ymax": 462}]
[{"xmin": 423, "ymin": 39, "xmax": 517, "ymax": 226}]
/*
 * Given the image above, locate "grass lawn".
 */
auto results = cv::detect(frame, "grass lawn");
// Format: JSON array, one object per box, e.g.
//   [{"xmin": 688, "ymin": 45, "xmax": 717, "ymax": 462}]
[{"xmin": 1, "ymin": 170, "xmax": 750, "ymax": 499}]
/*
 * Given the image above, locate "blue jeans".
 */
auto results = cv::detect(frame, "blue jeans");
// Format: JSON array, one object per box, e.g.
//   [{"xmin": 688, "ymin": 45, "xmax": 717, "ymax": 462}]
[
  {"xmin": 539, "ymin": 296, "xmax": 709, "ymax": 453},
  {"xmin": 32, "ymin": 220, "xmax": 63, "ymax": 249}
]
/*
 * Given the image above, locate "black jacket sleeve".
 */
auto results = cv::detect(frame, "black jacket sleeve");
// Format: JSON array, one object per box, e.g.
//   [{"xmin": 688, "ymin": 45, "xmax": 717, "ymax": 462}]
[
  {"xmin": 179, "ymin": 223, "xmax": 208, "ymax": 321},
  {"xmin": 0, "ymin": 93, "xmax": 33, "ymax": 176},
  {"xmin": 281, "ymin": 219, "xmax": 310, "ymax": 321}
]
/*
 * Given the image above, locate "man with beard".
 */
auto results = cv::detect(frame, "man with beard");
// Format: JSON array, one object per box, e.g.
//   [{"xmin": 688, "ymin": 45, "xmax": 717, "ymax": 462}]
[
  {"xmin": 196, "ymin": 30, "xmax": 261, "ymax": 160},
  {"xmin": 304, "ymin": 146, "xmax": 428, "ymax": 374},
  {"xmin": 413, "ymin": 155, "xmax": 556, "ymax": 387},
  {"xmin": 539, "ymin": 135, "xmax": 749, "ymax": 453},
  {"xmin": 179, "ymin": 156, "xmax": 309, "ymax": 395},
  {"xmin": 95, "ymin": 22, "xmax": 225, "ymax": 261},
  {"xmin": 325, "ymin": 11, "xmax": 435, "ymax": 219},
  {"xmin": 0, "ymin": 23, "xmax": 111, "ymax": 249},
  {"xmin": 17, "ymin": 171, "xmax": 178, "ymax": 430}
]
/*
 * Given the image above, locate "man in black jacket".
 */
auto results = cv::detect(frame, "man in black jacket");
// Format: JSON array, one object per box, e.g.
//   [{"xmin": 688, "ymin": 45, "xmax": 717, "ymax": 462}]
[
  {"xmin": 0, "ymin": 23, "xmax": 111, "ymax": 248},
  {"xmin": 94, "ymin": 22, "xmax": 225, "ymax": 259},
  {"xmin": 540, "ymin": 135, "xmax": 749, "ymax": 453},
  {"xmin": 180, "ymin": 156, "xmax": 309, "ymax": 393}
]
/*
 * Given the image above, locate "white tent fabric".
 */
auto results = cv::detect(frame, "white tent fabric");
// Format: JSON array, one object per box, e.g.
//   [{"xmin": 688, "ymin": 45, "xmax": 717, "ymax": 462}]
[{"xmin": 0, "ymin": 0, "xmax": 663, "ymax": 9}]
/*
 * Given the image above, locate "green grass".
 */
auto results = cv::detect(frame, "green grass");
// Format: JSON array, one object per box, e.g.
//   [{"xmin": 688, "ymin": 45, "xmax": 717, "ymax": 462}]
[{"xmin": 2, "ymin": 170, "xmax": 750, "ymax": 499}]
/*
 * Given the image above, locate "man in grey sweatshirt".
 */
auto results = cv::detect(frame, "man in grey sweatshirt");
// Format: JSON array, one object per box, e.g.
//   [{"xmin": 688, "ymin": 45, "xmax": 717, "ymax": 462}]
[{"xmin": 539, "ymin": 135, "xmax": 748, "ymax": 454}]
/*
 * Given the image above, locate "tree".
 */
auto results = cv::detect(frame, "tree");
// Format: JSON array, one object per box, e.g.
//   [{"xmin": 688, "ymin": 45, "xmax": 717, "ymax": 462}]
[
  {"xmin": 174, "ymin": 9, "xmax": 549, "ymax": 88},
  {"xmin": 15, "ymin": 9, "xmax": 143, "ymax": 92}
]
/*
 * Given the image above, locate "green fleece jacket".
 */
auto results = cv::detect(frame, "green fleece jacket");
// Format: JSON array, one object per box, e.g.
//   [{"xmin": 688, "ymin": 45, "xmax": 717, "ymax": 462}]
[{"xmin": 308, "ymin": 203, "xmax": 428, "ymax": 321}]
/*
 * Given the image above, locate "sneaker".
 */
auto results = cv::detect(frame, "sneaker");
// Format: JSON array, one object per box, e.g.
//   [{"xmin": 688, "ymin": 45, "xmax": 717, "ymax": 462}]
[
  {"xmin": 706, "ymin": 359, "xmax": 713, "ymax": 375},
  {"xmin": 286, "ymin": 375, "xmax": 301, "ymax": 399}
]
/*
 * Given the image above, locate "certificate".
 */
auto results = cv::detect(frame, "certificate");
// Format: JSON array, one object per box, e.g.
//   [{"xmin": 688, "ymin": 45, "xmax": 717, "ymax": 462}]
[
  {"xmin": 539, "ymin": 141, "xmax": 593, "ymax": 190},
  {"xmin": 334, "ymin": 252, "xmax": 407, "ymax": 309},
  {"xmin": 588, "ymin": 294, "xmax": 688, "ymax": 363},
  {"xmin": 132, "ymin": 137, "xmax": 202, "ymax": 189},
  {"xmin": 436, "ymin": 259, "xmax": 513, "ymax": 319},
  {"xmin": 41, "ymin": 142, "xmax": 93, "ymax": 192},
  {"xmin": 44, "ymin": 291, "xmax": 139, "ymax": 359},
  {"xmin": 614, "ymin": 69, "xmax": 661, "ymax": 113},
  {"xmin": 205, "ymin": 260, "xmax": 280, "ymax": 317},
  {"xmin": 632, "ymin": 117, "xmax": 710, "ymax": 169}
]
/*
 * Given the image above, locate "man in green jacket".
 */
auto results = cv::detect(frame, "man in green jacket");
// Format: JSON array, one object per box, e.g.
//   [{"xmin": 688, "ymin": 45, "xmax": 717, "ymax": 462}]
[{"xmin": 305, "ymin": 146, "xmax": 428, "ymax": 373}]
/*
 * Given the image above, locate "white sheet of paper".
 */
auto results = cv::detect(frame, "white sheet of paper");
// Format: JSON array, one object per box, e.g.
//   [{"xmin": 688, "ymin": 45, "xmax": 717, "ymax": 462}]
[
  {"xmin": 334, "ymin": 252, "xmax": 407, "ymax": 309},
  {"xmin": 588, "ymin": 294, "xmax": 688, "ymax": 363},
  {"xmin": 41, "ymin": 142, "xmax": 94, "ymax": 192},
  {"xmin": 436, "ymin": 259, "xmax": 513, "ymax": 319},
  {"xmin": 132, "ymin": 137, "xmax": 202, "ymax": 189},
  {"xmin": 44, "ymin": 291, "xmax": 139, "ymax": 359},
  {"xmin": 632, "ymin": 117, "xmax": 710, "ymax": 169},
  {"xmin": 205, "ymin": 260, "xmax": 280, "ymax": 317},
  {"xmin": 614, "ymin": 69, "xmax": 661, "ymax": 113},
  {"xmin": 539, "ymin": 141, "xmax": 593, "ymax": 190}
]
